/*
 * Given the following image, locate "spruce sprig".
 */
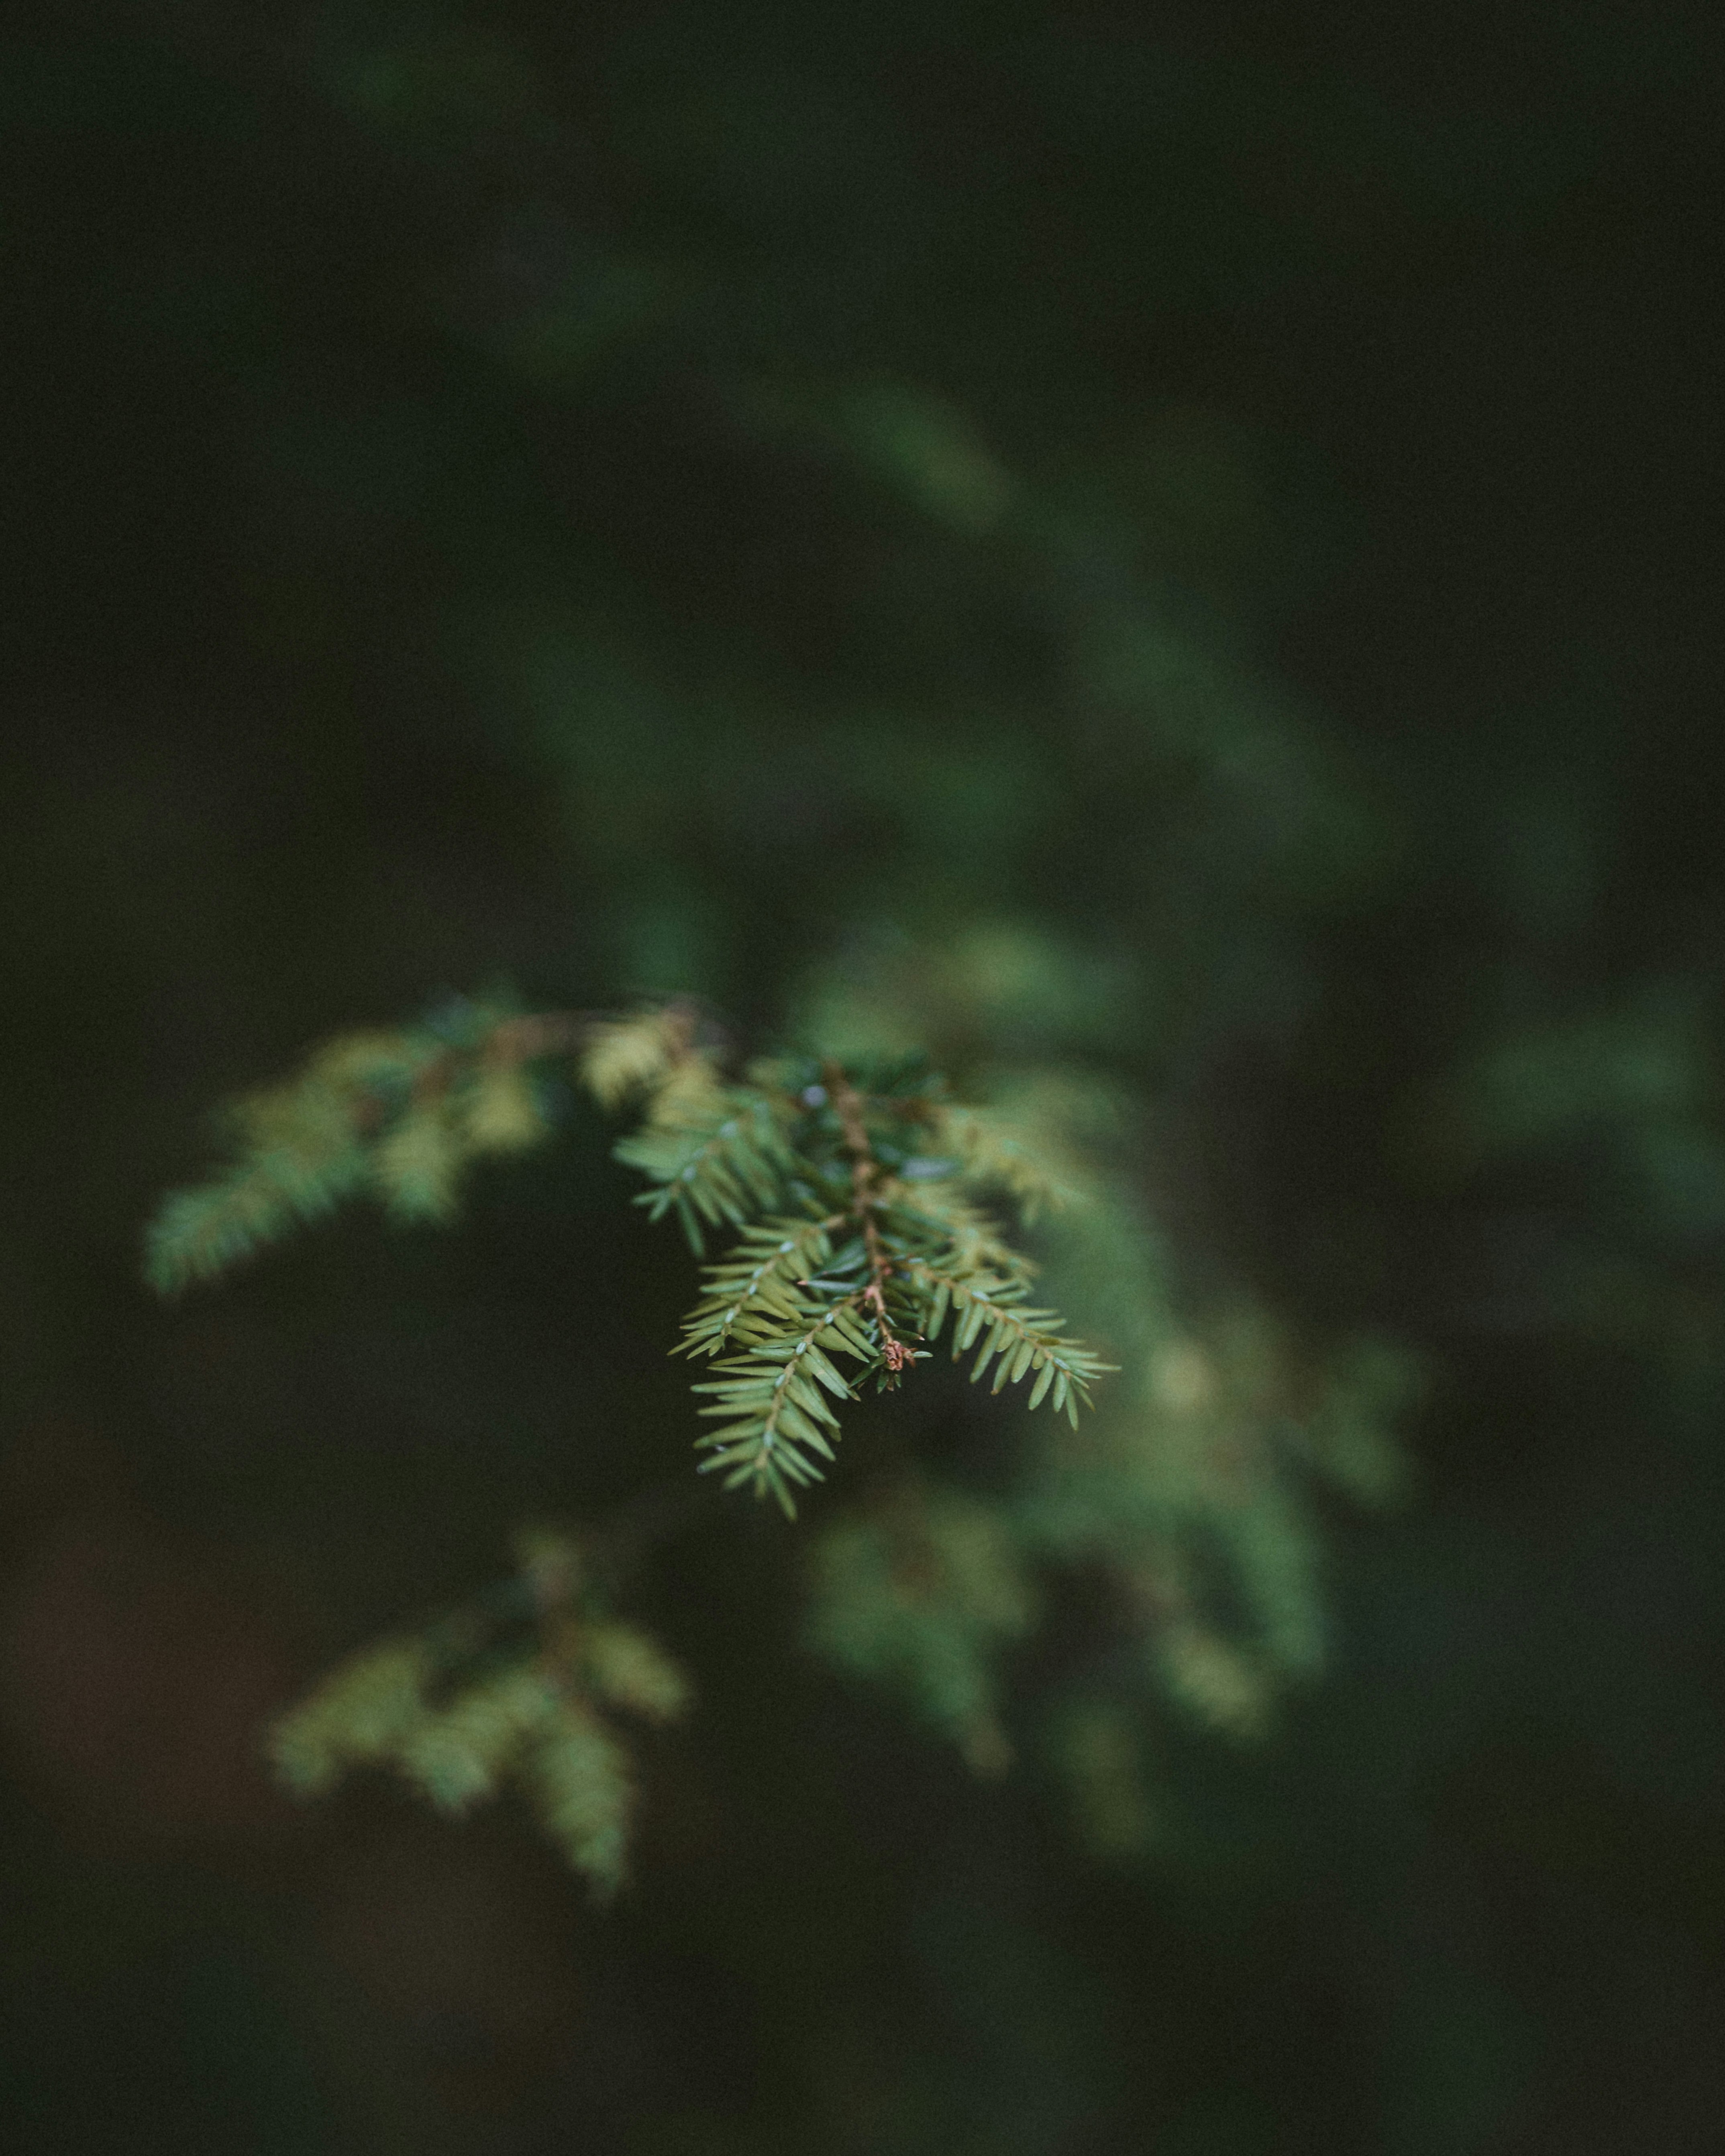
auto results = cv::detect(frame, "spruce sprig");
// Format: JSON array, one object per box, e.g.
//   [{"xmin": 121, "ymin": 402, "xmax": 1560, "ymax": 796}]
[
  {"xmin": 142, "ymin": 996, "xmax": 1115, "ymax": 1515},
  {"xmin": 613, "ymin": 1082, "xmax": 798, "ymax": 1254},
  {"xmin": 143, "ymin": 1001, "xmax": 582, "ymax": 1292},
  {"xmin": 634, "ymin": 1047, "xmax": 1116, "ymax": 1514},
  {"xmin": 267, "ymin": 1525, "xmax": 688, "ymax": 1897}
]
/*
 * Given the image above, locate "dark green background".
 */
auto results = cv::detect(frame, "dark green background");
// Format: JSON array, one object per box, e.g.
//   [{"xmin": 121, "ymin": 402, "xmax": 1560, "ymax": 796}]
[{"xmin": 2, "ymin": 3, "xmax": 1721, "ymax": 2150}]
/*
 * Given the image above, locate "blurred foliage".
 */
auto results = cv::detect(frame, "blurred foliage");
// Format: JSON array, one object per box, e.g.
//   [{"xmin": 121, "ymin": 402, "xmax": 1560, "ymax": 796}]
[
  {"xmin": 2, "ymin": 0, "xmax": 1723, "ymax": 2151},
  {"xmin": 271, "ymin": 1526, "xmax": 688, "ymax": 1895},
  {"xmin": 149, "ymin": 981, "xmax": 1410, "ymax": 1878}
]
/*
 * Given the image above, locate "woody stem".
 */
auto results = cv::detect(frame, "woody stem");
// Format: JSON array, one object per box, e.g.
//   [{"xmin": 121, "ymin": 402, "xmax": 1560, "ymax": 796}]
[{"xmin": 823, "ymin": 1060, "xmax": 907, "ymax": 1371}]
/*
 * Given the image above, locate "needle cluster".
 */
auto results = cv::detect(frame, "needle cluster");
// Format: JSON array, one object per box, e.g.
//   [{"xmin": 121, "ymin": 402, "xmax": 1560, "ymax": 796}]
[{"xmin": 144, "ymin": 996, "xmax": 1115, "ymax": 1518}]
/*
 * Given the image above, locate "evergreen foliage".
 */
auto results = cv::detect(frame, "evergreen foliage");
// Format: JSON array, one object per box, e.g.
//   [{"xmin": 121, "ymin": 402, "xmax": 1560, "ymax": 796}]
[
  {"xmin": 805, "ymin": 1480, "xmax": 1036, "ymax": 1777},
  {"xmin": 782, "ymin": 937, "xmax": 1427, "ymax": 1842},
  {"xmin": 8, "ymin": 0, "xmax": 1715, "ymax": 2136},
  {"xmin": 147, "ymin": 1000, "xmax": 1115, "ymax": 1519},
  {"xmin": 145, "ymin": 983, "xmax": 1418, "ymax": 1883},
  {"xmin": 269, "ymin": 1527, "xmax": 687, "ymax": 1897},
  {"xmin": 143, "ymin": 999, "xmax": 575, "ymax": 1292}
]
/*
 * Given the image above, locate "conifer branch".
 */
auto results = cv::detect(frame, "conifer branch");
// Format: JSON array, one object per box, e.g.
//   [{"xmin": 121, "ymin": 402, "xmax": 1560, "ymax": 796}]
[
  {"xmin": 143, "ymin": 994, "xmax": 1116, "ymax": 1515},
  {"xmin": 691, "ymin": 1292, "xmax": 872, "ymax": 1518},
  {"xmin": 675, "ymin": 1210, "xmax": 849, "ymax": 1358},
  {"xmin": 144, "ymin": 1002, "xmax": 591, "ymax": 1291},
  {"xmin": 902, "ymin": 1257, "xmax": 1108, "ymax": 1427},
  {"xmin": 267, "ymin": 1522, "xmax": 691, "ymax": 1898},
  {"xmin": 141, "ymin": 986, "xmax": 1415, "ymax": 1881}
]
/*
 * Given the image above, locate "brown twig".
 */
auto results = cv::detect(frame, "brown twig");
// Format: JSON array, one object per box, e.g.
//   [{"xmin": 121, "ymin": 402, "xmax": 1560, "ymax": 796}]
[
  {"xmin": 404, "ymin": 1009, "xmax": 592, "ymax": 1112},
  {"xmin": 393, "ymin": 999, "xmax": 711, "ymax": 1116},
  {"xmin": 823, "ymin": 1059, "xmax": 910, "ymax": 1377},
  {"xmin": 483, "ymin": 1011, "xmax": 592, "ymax": 1066}
]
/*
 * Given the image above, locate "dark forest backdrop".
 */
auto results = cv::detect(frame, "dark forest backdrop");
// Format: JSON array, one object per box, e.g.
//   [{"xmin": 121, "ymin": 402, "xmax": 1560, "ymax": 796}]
[{"xmin": 2, "ymin": 2, "xmax": 1722, "ymax": 2151}]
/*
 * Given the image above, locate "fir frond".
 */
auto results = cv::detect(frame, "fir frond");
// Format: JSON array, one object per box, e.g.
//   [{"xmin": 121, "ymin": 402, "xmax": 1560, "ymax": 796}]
[
  {"xmin": 582, "ymin": 1621, "xmax": 691, "ymax": 1723},
  {"xmin": 615, "ymin": 1088, "xmax": 796, "ymax": 1255},
  {"xmin": 396, "ymin": 1662, "xmax": 560, "ymax": 1813},
  {"xmin": 267, "ymin": 1637, "xmax": 434, "ymax": 1796},
  {"xmin": 149, "ymin": 996, "xmax": 1120, "ymax": 1535},
  {"xmin": 144, "ymin": 1141, "xmax": 373, "ymax": 1294},
  {"xmin": 264, "ymin": 1531, "xmax": 689, "ymax": 1895},
  {"xmin": 373, "ymin": 1100, "xmax": 463, "ymax": 1222},
  {"xmin": 143, "ymin": 1000, "xmax": 584, "ymax": 1291},
  {"xmin": 675, "ymin": 1210, "xmax": 848, "ymax": 1359},
  {"xmin": 689, "ymin": 1295, "xmax": 876, "ymax": 1518},
  {"xmin": 144, "ymin": 1049, "xmax": 401, "ymax": 1292},
  {"xmin": 903, "ymin": 1257, "xmax": 1115, "ymax": 1425},
  {"xmin": 931, "ymin": 1101, "xmax": 1096, "ymax": 1221},
  {"xmin": 519, "ymin": 1697, "xmax": 635, "ymax": 1898},
  {"xmin": 880, "ymin": 1182, "xmax": 1026, "ymax": 1279},
  {"xmin": 606, "ymin": 1031, "xmax": 1115, "ymax": 1500}
]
